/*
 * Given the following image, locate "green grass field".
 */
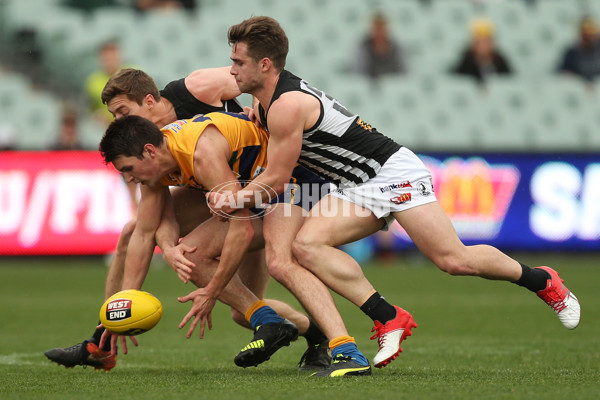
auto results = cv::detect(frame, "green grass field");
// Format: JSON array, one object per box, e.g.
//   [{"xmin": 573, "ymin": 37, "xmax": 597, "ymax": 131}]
[{"xmin": 1, "ymin": 253, "xmax": 598, "ymax": 400}]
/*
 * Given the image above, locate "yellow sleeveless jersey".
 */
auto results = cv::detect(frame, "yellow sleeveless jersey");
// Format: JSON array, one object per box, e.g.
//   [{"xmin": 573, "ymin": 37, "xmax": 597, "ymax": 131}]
[{"xmin": 159, "ymin": 112, "xmax": 269, "ymax": 190}]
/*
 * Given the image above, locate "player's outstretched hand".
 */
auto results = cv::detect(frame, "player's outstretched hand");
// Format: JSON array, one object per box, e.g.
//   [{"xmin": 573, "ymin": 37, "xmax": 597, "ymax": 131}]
[
  {"xmin": 162, "ymin": 243, "xmax": 197, "ymax": 283},
  {"xmin": 97, "ymin": 323, "xmax": 139, "ymax": 356},
  {"xmin": 177, "ymin": 287, "xmax": 216, "ymax": 339}
]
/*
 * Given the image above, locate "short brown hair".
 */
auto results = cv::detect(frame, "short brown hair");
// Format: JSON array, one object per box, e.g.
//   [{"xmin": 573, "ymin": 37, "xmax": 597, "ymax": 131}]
[
  {"xmin": 101, "ymin": 68, "xmax": 161, "ymax": 106},
  {"xmin": 228, "ymin": 16, "xmax": 288, "ymax": 71},
  {"xmin": 100, "ymin": 115, "xmax": 163, "ymax": 164}
]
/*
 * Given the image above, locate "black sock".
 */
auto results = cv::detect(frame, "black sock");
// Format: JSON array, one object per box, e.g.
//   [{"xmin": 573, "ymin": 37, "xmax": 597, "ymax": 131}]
[
  {"xmin": 303, "ymin": 318, "xmax": 328, "ymax": 347},
  {"xmin": 360, "ymin": 292, "xmax": 397, "ymax": 324},
  {"xmin": 91, "ymin": 321, "xmax": 110, "ymax": 351},
  {"xmin": 514, "ymin": 263, "xmax": 550, "ymax": 292}
]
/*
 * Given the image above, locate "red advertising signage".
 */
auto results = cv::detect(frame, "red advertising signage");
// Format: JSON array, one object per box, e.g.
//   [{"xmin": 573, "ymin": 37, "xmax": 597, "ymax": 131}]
[
  {"xmin": 0, "ymin": 151, "xmax": 134, "ymax": 255},
  {"xmin": 1, "ymin": 151, "xmax": 598, "ymax": 255}
]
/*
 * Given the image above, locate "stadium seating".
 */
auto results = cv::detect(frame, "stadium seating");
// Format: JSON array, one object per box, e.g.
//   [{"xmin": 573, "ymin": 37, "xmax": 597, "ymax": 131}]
[
  {"xmin": 0, "ymin": 70, "xmax": 61, "ymax": 149},
  {"xmin": 0, "ymin": 0, "xmax": 599, "ymax": 152}
]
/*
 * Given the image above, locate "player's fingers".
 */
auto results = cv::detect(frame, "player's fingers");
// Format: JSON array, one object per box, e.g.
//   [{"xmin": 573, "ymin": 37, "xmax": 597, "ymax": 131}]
[
  {"xmin": 182, "ymin": 245, "xmax": 197, "ymax": 254},
  {"xmin": 180, "ymin": 261, "xmax": 195, "ymax": 272},
  {"xmin": 178, "ymin": 294, "xmax": 191, "ymax": 303},
  {"xmin": 129, "ymin": 336, "xmax": 139, "ymax": 347},
  {"xmin": 120, "ymin": 335, "xmax": 128, "ymax": 355},
  {"xmin": 178, "ymin": 312, "xmax": 193, "ymax": 329},
  {"xmin": 187, "ymin": 315, "xmax": 201, "ymax": 339},
  {"xmin": 99, "ymin": 329, "xmax": 110, "ymax": 350},
  {"xmin": 207, "ymin": 313, "xmax": 213, "ymax": 331},
  {"xmin": 111, "ymin": 335, "xmax": 118, "ymax": 356},
  {"xmin": 177, "ymin": 271, "xmax": 188, "ymax": 284},
  {"xmin": 122, "ymin": 339, "xmax": 129, "ymax": 355},
  {"xmin": 198, "ymin": 315, "xmax": 207, "ymax": 339}
]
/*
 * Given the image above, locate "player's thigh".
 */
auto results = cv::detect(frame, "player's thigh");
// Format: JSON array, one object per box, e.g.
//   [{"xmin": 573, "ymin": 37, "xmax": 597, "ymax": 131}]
[
  {"xmin": 180, "ymin": 215, "xmax": 264, "ymax": 258},
  {"xmin": 263, "ymin": 203, "xmax": 305, "ymax": 258},
  {"xmin": 170, "ymin": 187, "xmax": 212, "ymax": 236},
  {"xmin": 298, "ymin": 194, "xmax": 384, "ymax": 247},
  {"xmin": 393, "ymin": 201, "xmax": 465, "ymax": 261}
]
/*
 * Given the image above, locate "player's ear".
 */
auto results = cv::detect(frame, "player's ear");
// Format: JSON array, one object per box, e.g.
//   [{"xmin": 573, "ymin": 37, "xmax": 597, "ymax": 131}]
[
  {"xmin": 143, "ymin": 94, "xmax": 156, "ymax": 108},
  {"xmin": 259, "ymin": 58, "xmax": 271, "ymax": 71},
  {"xmin": 143, "ymin": 143, "xmax": 156, "ymax": 158}
]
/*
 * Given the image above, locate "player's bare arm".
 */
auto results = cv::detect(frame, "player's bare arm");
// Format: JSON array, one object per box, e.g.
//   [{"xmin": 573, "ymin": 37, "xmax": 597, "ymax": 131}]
[
  {"xmin": 120, "ymin": 183, "xmax": 168, "ymax": 290},
  {"xmin": 99, "ymin": 180, "xmax": 166, "ymax": 354},
  {"xmin": 210, "ymin": 92, "xmax": 316, "ymax": 213},
  {"xmin": 155, "ymin": 192, "xmax": 198, "ymax": 284},
  {"xmin": 177, "ymin": 126, "xmax": 255, "ymax": 337},
  {"xmin": 185, "ymin": 67, "xmax": 241, "ymax": 106}
]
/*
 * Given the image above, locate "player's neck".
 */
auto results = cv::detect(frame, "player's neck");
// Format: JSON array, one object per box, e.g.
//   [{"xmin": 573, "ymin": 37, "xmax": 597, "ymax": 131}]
[
  {"xmin": 254, "ymin": 71, "xmax": 280, "ymax": 113},
  {"xmin": 154, "ymin": 98, "xmax": 177, "ymax": 127},
  {"xmin": 159, "ymin": 136, "xmax": 179, "ymax": 175}
]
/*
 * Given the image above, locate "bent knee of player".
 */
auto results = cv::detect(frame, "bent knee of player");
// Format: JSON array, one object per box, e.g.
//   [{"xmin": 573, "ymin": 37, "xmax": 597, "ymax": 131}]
[
  {"xmin": 434, "ymin": 254, "xmax": 475, "ymax": 276},
  {"xmin": 291, "ymin": 235, "xmax": 320, "ymax": 270},
  {"xmin": 265, "ymin": 251, "xmax": 295, "ymax": 283}
]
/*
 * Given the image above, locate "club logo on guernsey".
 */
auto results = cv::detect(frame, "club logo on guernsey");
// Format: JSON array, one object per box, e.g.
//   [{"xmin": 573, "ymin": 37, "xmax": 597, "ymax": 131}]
[
  {"xmin": 417, "ymin": 181, "xmax": 432, "ymax": 196},
  {"xmin": 390, "ymin": 193, "xmax": 412, "ymax": 205},
  {"xmin": 106, "ymin": 299, "xmax": 132, "ymax": 321},
  {"xmin": 379, "ymin": 181, "xmax": 412, "ymax": 193}
]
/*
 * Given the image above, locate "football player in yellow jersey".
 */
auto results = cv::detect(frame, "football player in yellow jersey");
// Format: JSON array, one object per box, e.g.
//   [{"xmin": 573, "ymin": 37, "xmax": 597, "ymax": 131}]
[
  {"xmin": 99, "ymin": 112, "xmax": 301, "ymax": 367},
  {"xmin": 45, "ymin": 68, "xmax": 330, "ymax": 372}
]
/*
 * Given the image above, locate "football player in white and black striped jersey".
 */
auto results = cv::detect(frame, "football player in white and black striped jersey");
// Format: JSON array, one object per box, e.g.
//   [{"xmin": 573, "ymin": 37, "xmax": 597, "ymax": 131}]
[{"xmin": 208, "ymin": 16, "xmax": 581, "ymax": 377}]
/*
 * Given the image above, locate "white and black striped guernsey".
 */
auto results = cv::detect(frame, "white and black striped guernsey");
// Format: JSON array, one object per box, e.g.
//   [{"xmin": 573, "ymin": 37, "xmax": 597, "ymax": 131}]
[
  {"xmin": 258, "ymin": 70, "xmax": 402, "ymax": 188},
  {"xmin": 160, "ymin": 78, "xmax": 244, "ymax": 120}
]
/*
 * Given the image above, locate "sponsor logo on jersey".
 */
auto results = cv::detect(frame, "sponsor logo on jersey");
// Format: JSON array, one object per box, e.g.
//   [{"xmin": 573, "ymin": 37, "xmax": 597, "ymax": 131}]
[
  {"xmin": 390, "ymin": 193, "xmax": 412, "ymax": 205},
  {"xmin": 379, "ymin": 181, "xmax": 412, "ymax": 193},
  {"xmin": 106, "ymin": 299, "xmax": 132, "ymax": 321},
  {"xmin": 416, "ymin": 181, "xmax": 432, "ymax": 196},
  {"xmin": 357, "ymin": 118, "xmax": 373, "ymax": 132},
  {"xmin": 163, "ymin": 119, "xmax": 187, "ymax": 133},
  {"xmin": 166, "ymin": 172, "xmax": 181, "ymax": 183}
]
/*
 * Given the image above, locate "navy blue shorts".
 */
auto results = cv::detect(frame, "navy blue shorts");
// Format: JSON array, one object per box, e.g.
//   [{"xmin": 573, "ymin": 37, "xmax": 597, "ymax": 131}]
[{"xmin": 250, "ymin": 165, "xmax": 330, "ymax": 216}]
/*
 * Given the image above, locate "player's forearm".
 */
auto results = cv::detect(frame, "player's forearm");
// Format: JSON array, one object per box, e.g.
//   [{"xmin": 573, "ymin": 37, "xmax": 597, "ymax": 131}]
[
  {"xmin": 121, "ymin": 231, "xmax": 156, "ymax": 290},
  {"xmin": 154, "ymin": 213, "xmax": 179, "ymax": 252},
  {"xmin": 233, "ymin": 173, "xmax": 287, "ymax": 209},
  {"xmin": 105, "ymin": 260, "xmax": 124, "ymax": 300}
]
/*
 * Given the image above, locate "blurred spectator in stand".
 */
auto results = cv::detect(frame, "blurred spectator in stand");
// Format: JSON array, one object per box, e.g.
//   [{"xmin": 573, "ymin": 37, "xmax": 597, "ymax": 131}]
[
  {"xmin": 133, "ymin": 0, "xmax": 196, "ymax": 12},
  {"xmin": 11, "ymin": 28, "xmax": 44, "ymax": 88},
  {"xmin": 0, "ymin": 124, "xmax": 16, "ymax": 151},
  {"xmin": 85, "ymin": 40, "xmax": 128, "ymax": 126},
  {"xmin": 61, "ymin": 0, "xmax": 120, "ymax": 13},
  {"xmin": 50, "ymin": 107, "xmax": 84, "ymax": 151},
  {"xmin": 557, "ymin": 16, "xmax": 600, "ymax": 84},
  {"xmin": 450, "ymin": 18, "xmax": 512, "ymax": 85},
  {"xmin": 353, "ymin": 12, "xmax": 406, "ymax": 82}
]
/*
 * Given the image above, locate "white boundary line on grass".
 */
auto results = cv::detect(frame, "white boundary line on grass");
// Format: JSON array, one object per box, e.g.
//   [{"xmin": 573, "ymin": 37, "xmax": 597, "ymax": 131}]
[{"xmin": 0, "ymin": 353, "xmax": 49, "ymax": 366}]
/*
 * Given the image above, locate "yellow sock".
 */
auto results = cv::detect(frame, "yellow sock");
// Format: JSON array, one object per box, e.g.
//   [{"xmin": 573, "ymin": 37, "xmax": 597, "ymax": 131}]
[
  {"xmin": 328, "ymin": 335, "xmax": 356, "ymax": 350},
  {"xmin": 244, "ymin": 300, "xmax": 267, "ymax": 323}
]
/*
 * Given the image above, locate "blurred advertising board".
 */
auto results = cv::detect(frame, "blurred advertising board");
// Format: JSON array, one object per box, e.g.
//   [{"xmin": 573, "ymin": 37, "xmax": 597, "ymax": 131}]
[
  {"xmin": 0, "ymin": 151, "xmax": 598, "ymax": 255},
  {"xmin": 386, "ymin": 153, "xmax": 600, "ymax": 251},
  {"xmin": 0, "ymin": 151, "xmax": 133, "ymax": 255}
]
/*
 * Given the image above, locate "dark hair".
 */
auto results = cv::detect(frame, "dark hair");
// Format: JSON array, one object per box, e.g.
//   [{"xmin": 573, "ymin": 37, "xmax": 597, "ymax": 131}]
[
  {"xmin": 101, "ymin": 68, "xmax": 161, "ymax": 106},
  {"xmin": 100, "ymin": 115, "xmax": 163, "ymax": 164},
  {"xmin": 228, "ymin": 16, "xmax": 288, "ymax": 71}
]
